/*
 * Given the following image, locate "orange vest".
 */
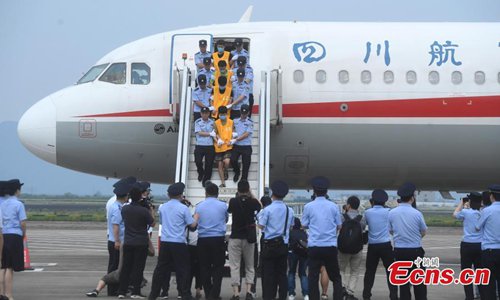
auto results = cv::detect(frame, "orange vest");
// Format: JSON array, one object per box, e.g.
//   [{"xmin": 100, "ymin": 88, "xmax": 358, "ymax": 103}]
[
  {"xmin": 212, "ymin": 51, "xmax": 231, "ymax": 72},
  {"xmin": 212, "ymin": 86, "xmax": 232, "ymax": 118},
  {"xmin": 214, "ymin": 118, "xmax": 234, "ymax": 153}
]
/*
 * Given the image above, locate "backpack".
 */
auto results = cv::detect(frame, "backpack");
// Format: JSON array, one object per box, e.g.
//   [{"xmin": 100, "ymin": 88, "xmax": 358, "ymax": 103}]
[
  {"xmin": 291, "ymin": 231, "xmax": 308, "ymax": 257},
  {"xmin": 338, "ymin": 213, "xmax": 363, "ymax": 254}
]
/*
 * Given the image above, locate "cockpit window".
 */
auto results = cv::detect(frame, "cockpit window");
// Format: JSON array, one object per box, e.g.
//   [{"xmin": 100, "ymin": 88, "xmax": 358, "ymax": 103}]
[
  {"xmin": 131, "ymin": 63, "xmax": 151, "ymax": 85},
  {"xmin": 99, "ymin": 63, "xmax": 126, "ymax": 84},
  {"xmin": 77, "ymin": 64, "xmax": 109, "ymax": 84}
]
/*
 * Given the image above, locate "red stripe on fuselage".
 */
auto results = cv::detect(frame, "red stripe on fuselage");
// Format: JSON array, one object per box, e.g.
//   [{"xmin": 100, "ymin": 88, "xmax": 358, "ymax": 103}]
[{"xmin": 75, "ymin": 95, "xmax": 500, "ymax": 118}]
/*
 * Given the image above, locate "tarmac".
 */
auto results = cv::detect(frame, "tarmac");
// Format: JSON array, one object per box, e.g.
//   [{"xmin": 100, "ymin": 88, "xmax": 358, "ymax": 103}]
[{"xmin": 16, "ymin": 222, "xmax": 471, "ymax": 300}]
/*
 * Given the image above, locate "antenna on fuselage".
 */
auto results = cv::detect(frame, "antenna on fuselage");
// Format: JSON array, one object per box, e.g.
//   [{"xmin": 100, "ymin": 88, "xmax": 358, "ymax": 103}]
[{"xmin": 238, "ymin": 5, "xmax": 253, "ymax": 23}]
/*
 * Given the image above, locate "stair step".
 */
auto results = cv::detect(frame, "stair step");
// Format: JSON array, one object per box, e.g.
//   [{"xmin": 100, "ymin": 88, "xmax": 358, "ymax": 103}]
[
  {"xmin": 187, "ymin": 153, "xmax": 259, "ymax": 163},
  {"xmin": 187, "ymin": 170, "xmax": 258, "ymax": 180},
  {"xmin": 189, "ymin": 138, "xmax": 260, "ymax": 146}
]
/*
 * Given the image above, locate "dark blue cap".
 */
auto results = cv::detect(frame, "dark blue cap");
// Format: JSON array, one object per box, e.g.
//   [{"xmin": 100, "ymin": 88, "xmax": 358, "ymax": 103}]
[
  {"xmin": 198, "ymin": 74, "xmax": 207, "ymax": 84},
  {"xmin": 237, "ymin": 56, "xmax": 247, "ymax": 65},
  {"xmin": 371, "ymin": 189, "xmax": 388, "ymax": 204},
  {"xmin": 199, "ymin": 39, "xmax": 207, "ymax": 46},
  {"xmin": 201, "ymin": 106, "xmax": 210, "ymax": 113},
  {"xmin": 235, "ymin": 38, "xmax": 243, "ymax": 46},
  {"xmin": 113, "ymin": 176, "xmax": 136, "ymax": 188},
  {"xmin": 237, "ymin": 68, "xmax": 245, "ymax": 77},
  {"xmin": 168, "ymin": 182, "xmax": 185, "ymax": 196},
  {"xmin": 397, "ymin": 182, "xmax": 416, "ymax": 198},
  {"xmin": 488, "ymin": 184, "xmax": 500, "ymax": 194},
  {"xmin": 114, "ymin": 182, "xmax": 134, "ymax": 196},
  {"xmin": 241, "ymin": 104, "xmax": 250, "ymax": 113},
  {"xmin": 203, "ymin": 57, "xmax": 211, "ymax": 64},
  {"xmin": 271, "ymin": 180, "xmax": 289, "ymax": 198},
  {"xmin": 7, "ymin": 179, "xmax": 23, "ymax": 190},
  {"xmin": 311, "ymin": 176, "xmax": 330, "ymax": 190}
]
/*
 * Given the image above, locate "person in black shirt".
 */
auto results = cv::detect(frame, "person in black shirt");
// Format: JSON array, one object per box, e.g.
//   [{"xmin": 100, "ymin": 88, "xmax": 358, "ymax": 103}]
[
  {"xmin": 117, "ymin": 183, "xmax": 155, "ymax": 299},
  {"xmin": 288, "ymin": 218, "xmax": 309, "ymax": 300},
  {"xmin": 228, "ymin": 181, "xmax": 262, "ymax": 300}
]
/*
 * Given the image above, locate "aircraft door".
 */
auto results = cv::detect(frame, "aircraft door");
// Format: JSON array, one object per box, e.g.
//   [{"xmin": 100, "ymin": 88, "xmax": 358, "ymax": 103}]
[
  {"xmin": 169, "ymin": 34, "xmax": 213, "ymax": 122},
  {"xmin": 269, "ymin": 68, "xmax": 283, "ymax": 126}
]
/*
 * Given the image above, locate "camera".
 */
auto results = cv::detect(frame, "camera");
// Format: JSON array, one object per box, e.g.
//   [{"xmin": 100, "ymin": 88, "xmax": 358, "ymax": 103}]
[{"xmin": 141, "ymin": 195, "xmax": 155, "ymax": 210}]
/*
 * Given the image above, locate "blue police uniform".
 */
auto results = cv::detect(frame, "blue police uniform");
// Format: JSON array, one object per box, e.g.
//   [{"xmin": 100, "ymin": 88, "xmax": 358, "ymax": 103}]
[
  {"xmin": 231, "ymin": 81, "xmax": 250, "ymax": 111},
  {"xmin": 301, "ymin": 197, "xmax": 342, "ymax": 247},
  {"xmin": 159, "ymin": 200, "xmax": 194, "ymax": 243},
  {"xmin": 108, "ymin": 201, "xmax": 125, "ymax": 243},
  {"xmin": 198, "ymin": 68, "xmax": 214, "ymax": 85},
  {"xmin": 231, "ymin": 114, "xmax": 253, "ymax": 182},
  {"xmin": 388, "ymin": 203, "xmax": 427, "ymax": 248},
  {"xmin": 231, "ymin": 48, "xmax": 249, "ymax": 64},
  {"xmin": 195, "ymin": 51, "xmax": 212, "ymax": 70},
  {"xmin": 365, "ymin": 205, "xmax": 391, "ymax": 245},
  {"xmin": 195, "ymin": 197, "xmax": 228, "ymax": 238},
  {"xmin": 232, "ymin": 66, "xmax": 254, "ymax": 92},
  {"xmin": 194, "ymin": 116, "xmax": 216, "ymax": 184},
  {"xmin": 192, "ymin": 87, "xmax": 212, "ymax": 113},
  {"xmin": 258, "ymin": 200, "xmax": 294, "ymax": 243},
  {"xmin": 455, "ymin": 208, "xmax": 482, "ymax": 243},
  {"xmin": 195, "ymin": 118, "xmax": 215, "ymax": 146},
  {"xmin": 1, "ymin": 195, "xmax": 27, "ymax": 272},
  {"xmin": 476, "ymin": 186, "xmax": 500, "ymax": 299}
]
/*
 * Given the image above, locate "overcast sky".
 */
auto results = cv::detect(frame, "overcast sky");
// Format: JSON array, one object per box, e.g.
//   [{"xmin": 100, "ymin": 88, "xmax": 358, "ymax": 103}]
[{"xmin": 0, "ymin": 0, "xmax": 498, "ymax": 195}]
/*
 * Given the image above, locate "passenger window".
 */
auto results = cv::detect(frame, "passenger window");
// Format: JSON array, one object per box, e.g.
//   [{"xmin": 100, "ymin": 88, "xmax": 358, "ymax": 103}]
[
  {"xmin": 429, "ymin": 71, "xmax": 440, "ymax": 85},
  {"xmin": 475, "ymin": 71, "xmax": 485, "ymax": 85},
  {"xmin": 99, "ymin": 63, "xmax": 126, "ymax": 84},
  {"xmin": 131, "ymin": 63, "xmax": 151, "ymax": 85},
  {"xmin": 316, "ymin": 70, "xmax": 327, "ymax": 83},
  {"xmin": 384, "ymin": 71, "xmax": 394, "ymax": 84},
  {"xmin": 77, "ymin": 64, "xmax": 109, "ymax": 84},
  {"xmin": 338, "ymin": 70, "xmax": 349, "ymax": 84},
  {"xmin": 498, "ymin": 72, "xmax": 500, "ymax": 84},
  {"xmin": 406, "ymin": 71, "xmax": 417, "ymax": 84},
  {"xmin": 361, "ymin": 70, "xmax": 371, "ymax": 84},
  {"xmin": 293, "ymin": 70, "xmax": 304, "ymax": 83},
  {"xmin": 451, "ymin": 71, "xmax": 462, "ymax": 85}
]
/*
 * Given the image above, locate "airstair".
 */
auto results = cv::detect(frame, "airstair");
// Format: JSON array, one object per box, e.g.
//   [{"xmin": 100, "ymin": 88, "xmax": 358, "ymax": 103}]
[{"xmin": 173, "ymin": 67, "xmax": 275, "ymax": 204}]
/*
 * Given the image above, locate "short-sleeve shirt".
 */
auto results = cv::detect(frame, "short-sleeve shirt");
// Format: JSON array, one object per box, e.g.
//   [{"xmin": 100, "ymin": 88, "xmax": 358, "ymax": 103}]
[
  {"xmin": 159, "ymin": 200, "xmax": 194, "ymax": 243},
  {"xmin": 121, "ymin": 202, "xmax": 154, "ymax": 246},
  {"xmin": 232, "ymin": 66, "xmax": 254, "ymax": 91},
  {"xmin": 476, "ymin": 202, "xmax": 500, "ymax": 250},
  {"xmin": 364, "ymin": 205, "xmax": 391, "ymax": 244},
  {"xmin": 108, "ymin": 201, "xmax": 125, "ymax": 242},
  {"xmin": 231, "ymin": 81, "xmax": 250, "ymax": 110},
  {"xmin": 233, "ymin": 117, "xmax": 253, "ymax": 146},
  {"xmin": 228, "ymin": 196, "xmax": 261, "ymax": 239},
  {"xmin": 301, "ymin": 197, "xmax": 342, "ymax": 247},
  {"xmin": 388, "ymin": 203, "xmax": 427, "ymax": 248},
  {"xmin": 1, "ymin": 196, "xmax": 27, "ymax": 236},
  {"xmin": 258, "ymin": 200, "xmax": 294, "ymax": 243},
  {"xmin": 198, "ymin": 68, "xmax": 214, "ymax": 85},
  {"xmin": 195, "ymin": 51, "xmax": 212, "ymax": 69},
  {"xmin": 192, "ymin": 87, "xmax": 212, "ymax": 113},
  {"xmin": 454, "ymin": 208, "xmax": 482, "ymax": 243},
  {"xmin": 195, "ymin": 197, "xmax": 228, "ymax": 238},
  {"xmin": 231, "ymin": 49, "xmax": 250, "ymax": 64},
  {"xmin": 195, "ymin": 118, "xmax": 215, "ymax": 146}
]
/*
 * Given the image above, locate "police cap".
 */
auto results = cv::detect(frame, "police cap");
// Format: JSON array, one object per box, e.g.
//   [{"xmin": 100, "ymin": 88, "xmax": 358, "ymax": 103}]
[
  {"xmin": 371, "ymin": 189, "xmax": 388, "ymax": 205},
  {"xmin": 203, "ymin": 57, "xmax": 211, "ymax": 65},
  {"xmin": 241, "ymin": 104, "xmax": 250, "ymax": 114},
  {"xmin": 168, "ymin": 182, "xmax": 185, "ymax": 197},
  {"xmin": 467, "ymin": 192, "xmax": 482, "ymax": 202},
  {"xmin": 236, "ymin": 56, "xmax": 247, "ymax": 66},
  {"xmin": 271, "ymin": 180, "xmax": 289, "ymax": 198},
  {"xmin": 311, "ymin": 176, "xmax": 330, "ymax": 190},
  {"xmin": 198, "ymin": 74, "xmax": 207, "ymax": 85},
  {"xmin": 397, "ymin": 182, "xmax": 416, "ymax": 198},
  {"xmin": 113, "ymin": 176, "xmax": 137, "ymax": 188},
  {"xmin": 237, "ymin": 68, "xmax": 245, "ymax": 78},
  {"xmin": 0, "ymin": 181, "xmax": 5, "ymax": 196},
  {"xmin": 201, "ymin": 106, "xmax": 210, "ymax": 113},
  {"xmin": 234, "ymin": 38, "xmax": 243, "ymax": 46},
  {"xmin": 7, "ymin": 179, "xmax": 23, "ymax": 190},
  {"xmin": 113, "ymin": 181, "xmax": 133, "ymax": 196},
  {"xmin": 199, "ymin": 39, "xmax": 207, "ymax": 47},
  {"xmin": 218, "ymin": 106, "xmax": 228, "ymax": 114},
  {"xmin": 488, "ymin": 184, "xmax": 500, "ymax": 194}
]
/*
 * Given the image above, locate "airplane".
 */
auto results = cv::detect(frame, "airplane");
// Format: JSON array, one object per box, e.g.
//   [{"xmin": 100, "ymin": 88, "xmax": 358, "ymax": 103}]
[{"xmin": 17, "ymin": 7, "xmax": 500, "ymax": 200}]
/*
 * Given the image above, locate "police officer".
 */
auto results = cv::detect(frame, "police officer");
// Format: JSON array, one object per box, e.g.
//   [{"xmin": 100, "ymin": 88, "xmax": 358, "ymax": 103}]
[
  {"xmin": 232, "ymin": 56, "xmax": 254, "ymax": 116},
  {"xmin": 231, "ymin": 38, "xmax": 249, "ymax": 66},
  {"xmin": 453, "ymin": 192, "xmax": 485, "ymax": 300},
  {"xmin": 388, "ymin": 182, "xmax": 427, "ymax": 300},
  {"xmin": 195, "ymin": 39, "xmax": 212, "ymax": 71},
  {"xmin": 301, "ymin": 176, "xmax": 343, "ymax": 300},
  {"xmin": 198, "ymin": 57, "xmax": 214, "ymax": 88},
  {"xmin": 194, "ymin": 107, "xmax": 216, "ymax": 186},
  {"xmin": 149, "ymin": 183, "xmax": 198, "ymax": 300},
  {"xmin": 476, "ymin": 184, "xmax": 500, "ymax": 299},
  {"xmin": 1, "ymin": 179, "xmax": 26, "ymax": 300},
  {"xmin": 193, "ymin": 74, "xmax": 213, "ymax": 121},
  {"xmin": 213, "ymin": 40, "xmax": 232, "ymax": 72},
  {"xmin": 229, "ymin": 69, "xmax": 250, "ymax": 120},
  {"xmin": 230, "ymin": 104, "xmax": 253, "ymax": 183},
  {"xmin": 195, "ymin": 183, "xmax": 228, "ymax": 300},
  {"xmin": 0, "ymin": 181, "xmax": 6, "ymax": 205},
  {"xmin": 258, "ymin": 180, "xmax": 294, "ymax": 300},
  {"xmin": 362, "ymin": 189, "xmax": 398, "ymax": 300}
]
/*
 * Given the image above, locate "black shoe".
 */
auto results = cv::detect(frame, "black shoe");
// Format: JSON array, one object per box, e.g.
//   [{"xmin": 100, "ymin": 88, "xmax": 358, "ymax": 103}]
[
  {"xmin": 219, "ymin": 183, "xmax": 226, "ymax": 188},
  {"xmin": 198, "ymin": 173, "xmax": 203, "ymax": 182},
  {"xmin": 230, "ymin": 296, "xmax": 239, "ymax": 300},
  {"xmin": 86, "ymin": 289, "xmax": 99, "ymax": 297},
  {"xmin": 233, "ymin": 171, "xmax": 240, "ymax": 182},
  {"xmin": 245, "ymin": 293, "xmax": 253, "ymax": 300}
]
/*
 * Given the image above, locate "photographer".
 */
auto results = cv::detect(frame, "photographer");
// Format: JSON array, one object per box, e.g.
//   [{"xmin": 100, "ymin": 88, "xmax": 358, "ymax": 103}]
[{"xmin": 118, "ymin": 183, "xmax": 155, "ymax": 299}]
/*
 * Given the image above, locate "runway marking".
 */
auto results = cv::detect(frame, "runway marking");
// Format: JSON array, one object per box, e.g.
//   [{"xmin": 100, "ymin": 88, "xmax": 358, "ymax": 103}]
[
  {"xmin": 30, "ymin": 263, "xmax": 58, "ymax": 267},
  {"xmin": 24, "ymin": 268, "xmax": 44, "ymax": 272}
]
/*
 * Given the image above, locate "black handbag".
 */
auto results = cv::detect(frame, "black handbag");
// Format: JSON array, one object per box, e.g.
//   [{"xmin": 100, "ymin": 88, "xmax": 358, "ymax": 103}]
[{"xmin": 261, "ymin": 204, "xmax": 289, "ymax": 258}]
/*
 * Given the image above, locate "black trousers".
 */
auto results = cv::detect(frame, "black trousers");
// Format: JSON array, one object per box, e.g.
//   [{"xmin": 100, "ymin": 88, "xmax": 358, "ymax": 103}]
[
  {"xmin": 230, "ymin": 110, "xmax": 241, "ymax": 120},
  {"xmin": 150, "ymin": 242, "xmax": 191, "ymax": 300},
  {"xmin": 160, "ymin": 270, "xmax": 181, "ymax": 297},
  {"xmin": 194, "ymin": 145, "xmax": 215, "ymax": 182},
  {"xmin": 118, "ymin": 244, "xmax": 148, "ymax": 295},
  {"xmin": 482, "ymin": 248, "xmax": 500, "ymax": 300},
  {"xmin": 394, "ymin": 247, "xmax": 427, "ymax": 300},
  {"xmin": 363, "ymin": 242, "xmax": 398, "ymax": 300},
  {"xmin": 308, "ymin": 246, "xmax": 343, "ymax": 300},
  {"xmin": 231, "ymin": 145, "xmax": 252, "ymax": 181},
  {"xmin": 248, "ymin": 94, "xmax": 254, "ymax": 117},
  {"xmin": 107, "ymin": 240, "xmax": 120, "ymax": 296},
  {"xmin": 461, "ymin": 242, "xmax": 485, "ymax": 300},
  {"xmin": 188, "ymin": 245, "xmax": 203, "ymax": 290},
  {"xmin": 261, "ymin": 246, "xmax": 288, "ymax": 300},
  {"xmin": 198, "ymin": 237, "xmax": 226, "ymax": 300}
]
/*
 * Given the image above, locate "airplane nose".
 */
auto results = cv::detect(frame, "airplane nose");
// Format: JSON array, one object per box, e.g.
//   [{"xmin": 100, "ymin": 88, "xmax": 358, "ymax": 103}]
[{"xmin": 18, "ymin": 96, "xmax": 57, "ymax": 164}]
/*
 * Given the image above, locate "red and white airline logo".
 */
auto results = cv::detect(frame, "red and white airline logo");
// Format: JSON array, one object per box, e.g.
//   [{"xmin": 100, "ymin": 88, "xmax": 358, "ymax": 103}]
[{"xmin": 388, "ymin": 257, "xmax": 490, "ymax": 286}]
